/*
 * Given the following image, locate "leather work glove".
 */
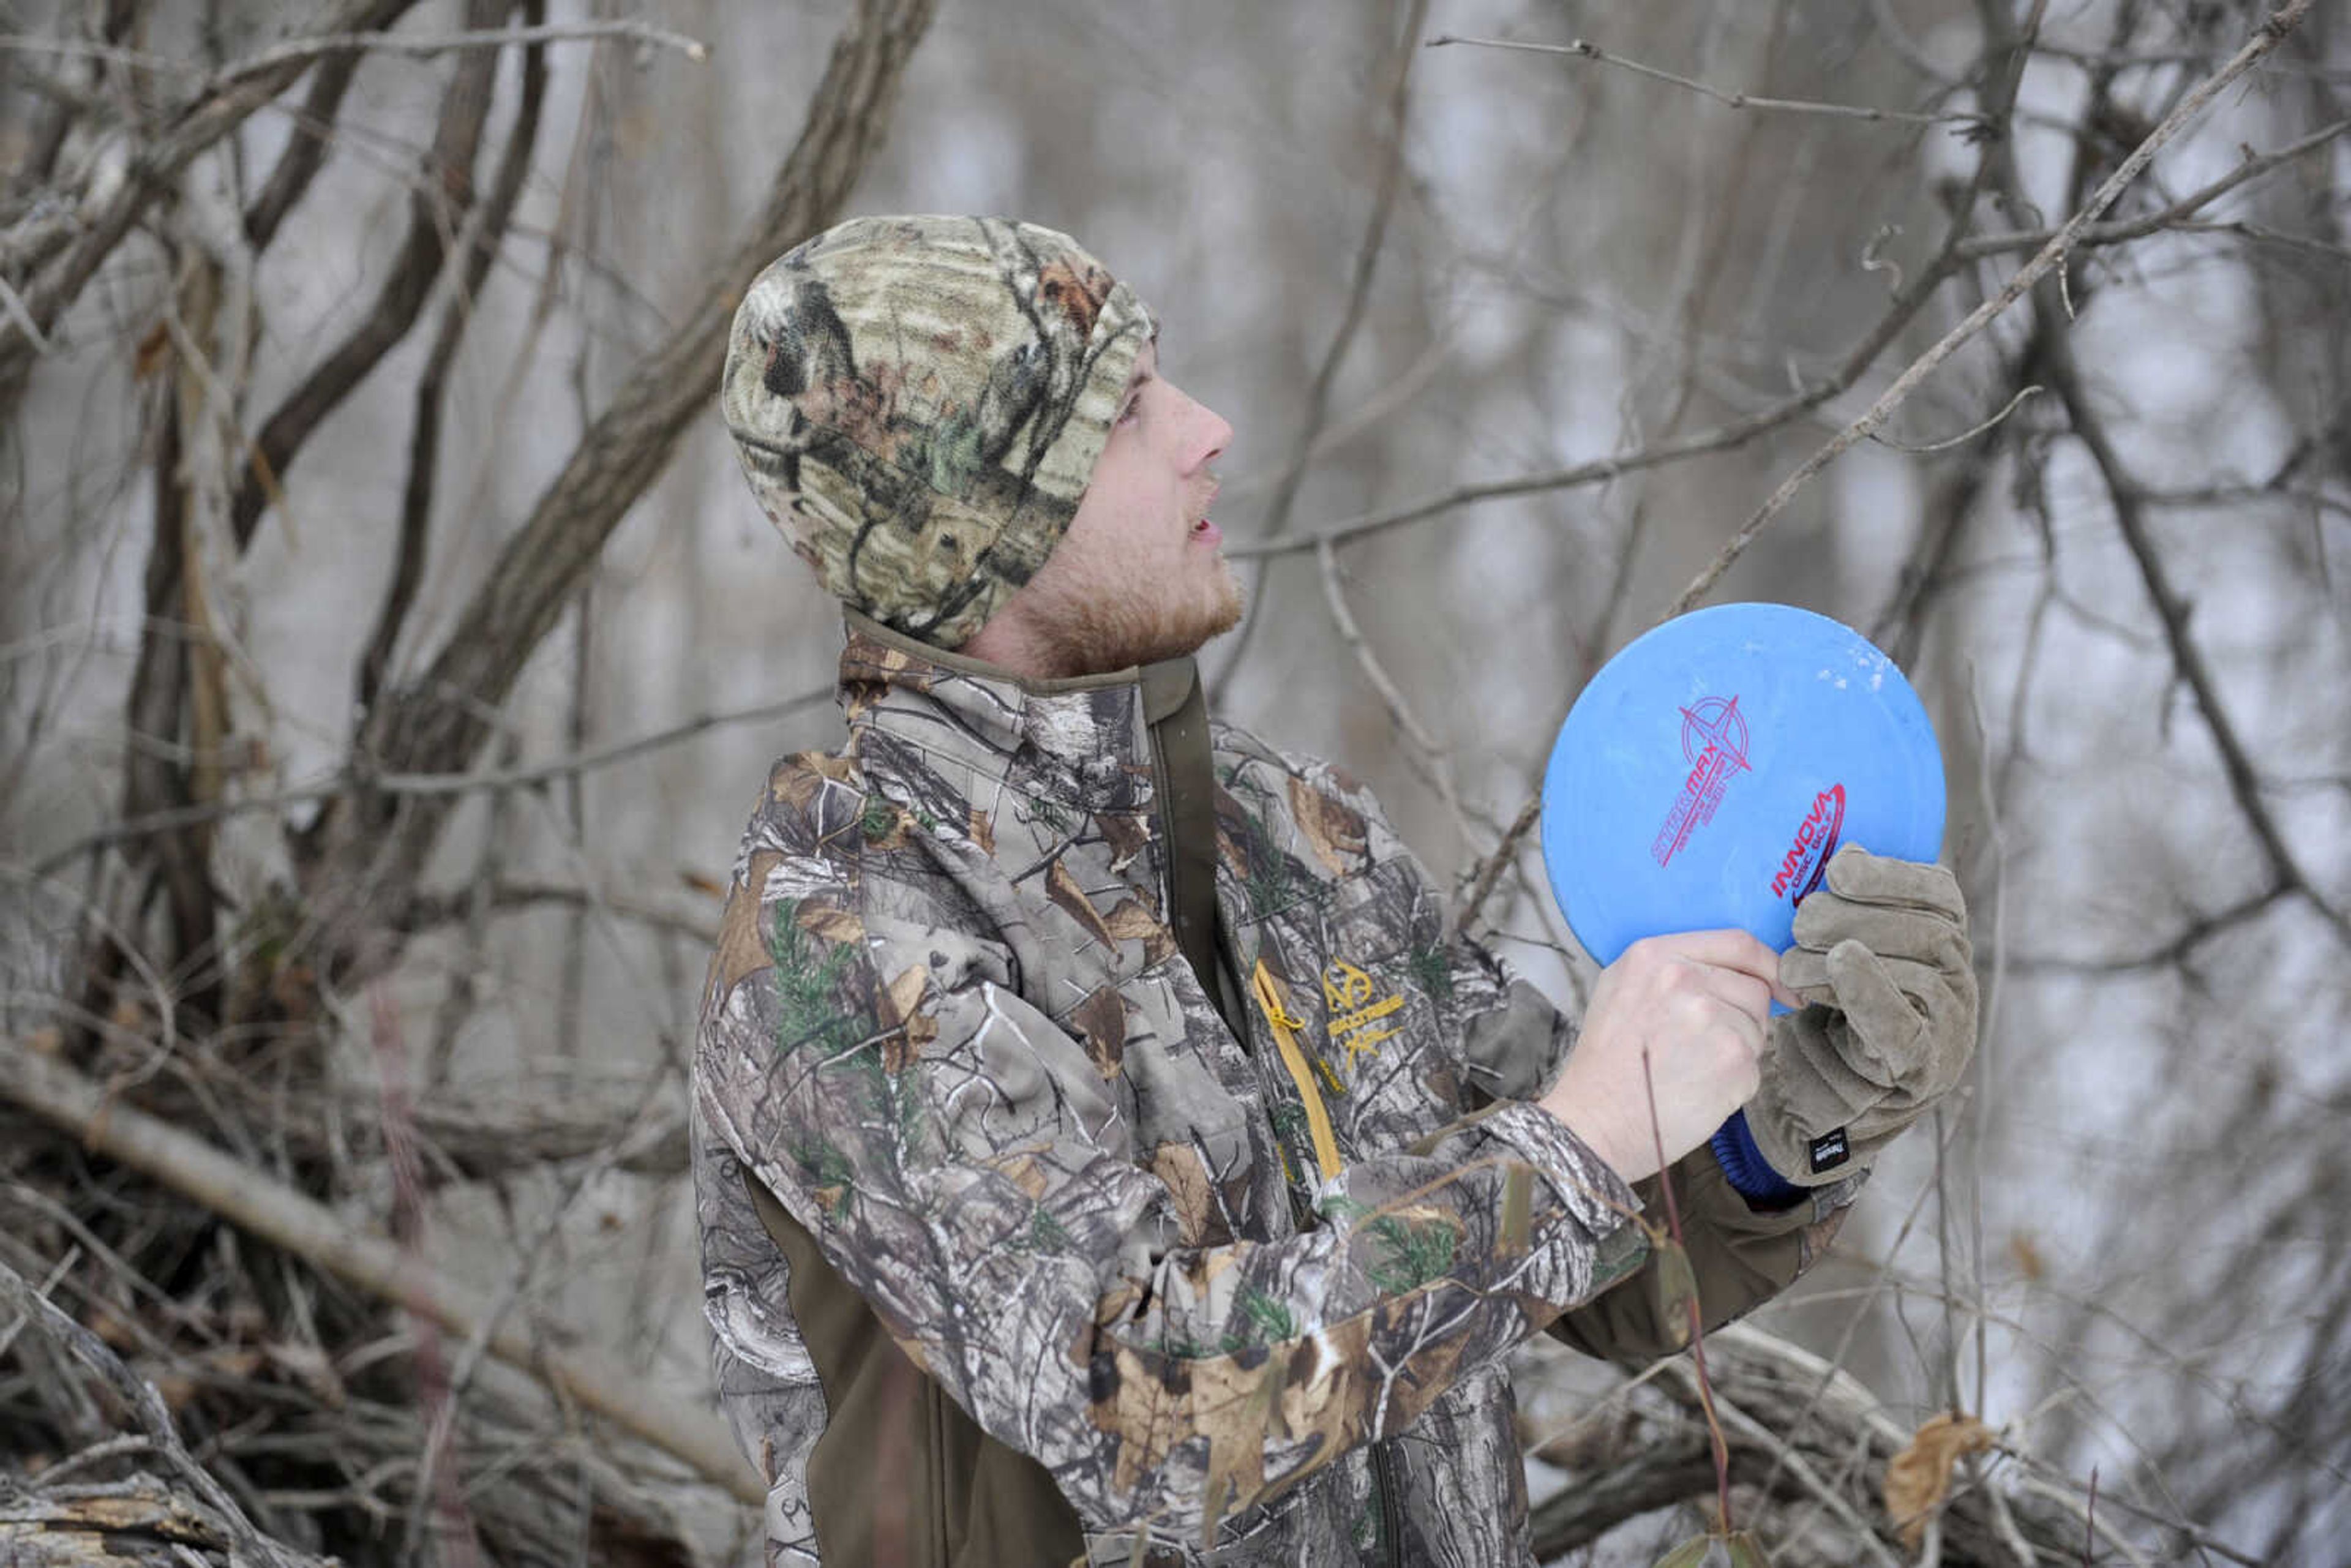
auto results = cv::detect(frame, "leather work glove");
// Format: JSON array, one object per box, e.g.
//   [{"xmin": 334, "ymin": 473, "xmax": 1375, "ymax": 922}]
[{"xmin": 1746, "ymin": 844, "xmax": 1977, "ymax": 1185}]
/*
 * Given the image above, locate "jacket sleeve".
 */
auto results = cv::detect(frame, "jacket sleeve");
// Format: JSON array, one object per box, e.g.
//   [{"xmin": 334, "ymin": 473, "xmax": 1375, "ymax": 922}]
[
  {"xmin": 1442, "ymin": 928, "xmax": 1864, "ymax": 1361},
  {"xmin": 1546, "ymin": 1152, "xmax": 1862, "ymax": 1362},
  {"xmin": 694, "ymin": 839, "xmax": 1648, "ymax": 1539}
]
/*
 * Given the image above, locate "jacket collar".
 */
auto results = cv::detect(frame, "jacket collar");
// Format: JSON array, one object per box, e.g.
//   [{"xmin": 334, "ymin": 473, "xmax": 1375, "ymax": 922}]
[{"xmin": 836, "ymin": 610, "xmax": 1200, "ymax": 814}]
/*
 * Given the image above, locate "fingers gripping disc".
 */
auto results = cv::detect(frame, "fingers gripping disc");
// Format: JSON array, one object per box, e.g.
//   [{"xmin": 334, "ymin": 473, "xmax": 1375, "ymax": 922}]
[{"xmin": 1539, "ymin": 602, "xmax": 1946, "ymax": 969}]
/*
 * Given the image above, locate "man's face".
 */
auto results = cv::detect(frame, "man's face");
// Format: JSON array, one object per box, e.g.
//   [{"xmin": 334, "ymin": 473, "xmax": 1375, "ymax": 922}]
[{"xmin": 996, "ymin": 340, "xmax": 1240, "ymax": 676}]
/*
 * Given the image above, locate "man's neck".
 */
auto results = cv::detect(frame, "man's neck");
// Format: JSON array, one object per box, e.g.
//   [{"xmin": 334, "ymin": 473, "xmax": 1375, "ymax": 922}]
[{"xmin": 956, "ymin": 609, "xmax": 1071, "ymax": 681}]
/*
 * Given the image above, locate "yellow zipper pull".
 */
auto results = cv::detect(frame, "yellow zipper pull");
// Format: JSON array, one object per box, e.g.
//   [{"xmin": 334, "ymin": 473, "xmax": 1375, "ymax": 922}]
[{"xmin": 1251, "ymin": 960, "xmax": 1343, "ymax": 1183}]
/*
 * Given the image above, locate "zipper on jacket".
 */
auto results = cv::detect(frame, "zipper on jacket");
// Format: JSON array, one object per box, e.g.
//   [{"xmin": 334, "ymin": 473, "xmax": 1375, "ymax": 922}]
[
  {"xmin": 1250, "ymin": 961, "xmax": 1401, "ymax": 1565},
  {"xmin": 1370, "ymin": 1441, "xmax": 1403, "ymax": 1566},
  {"xmin": 1250, "ymin": 961, "xmax": 1343, "ymax": 1183}
]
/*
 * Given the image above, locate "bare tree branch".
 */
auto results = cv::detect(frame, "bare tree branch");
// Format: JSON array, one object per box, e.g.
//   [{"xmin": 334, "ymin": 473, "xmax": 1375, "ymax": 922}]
[
  {"xmin": 301, "ymin": 0, "xmax": 939, "ymax": 978},
  {"xmin": 218, "ymin": 17, "xmax": 705, "ymax": 75},
  {"xmin": 1313, "ymin": 535, "xmax": 1468, "ymax": 848},
  {"xmin": 358, "ymin": 0, "xmax": 551, "ymax": 715},
  {"xmin": 0, "ymin": 1256, "xmax": 313, "ymax": 1568},
  {"xmin": 1663, "ymin": 0, "xmax": 2318, "ymax": 621},
  {"xmin": 242, "ymin": 2, "xmax": 430, "ymax": 252},
  {"xmin": 1210, "ymin": 0, "xmax": 1427, "ymax": 700},
  {"xmin": 0, "ymin": 1036, "xmax": 763, "ymax": 1503},
  {"xmin": 228, "ymin": 0, "xmax": 506, "ymax": 552},
  {"xmin": 0, "ymin": 17, "xmax": 707, "ymax": 80},
  {"xmin": 31, "ymin": 686, "xmax": 831, "ymax": 877},
  {"xmin": 1950, "ymin": 117, "xmax": 2351, "ymax": 262},
  {"xmin": 2008, "ymin": 887, "xmax": 2292, "ymax": 975},
  {"xmin": 0, "ymin": 0, "xmax": 414, "ymax": 385},
  {"xmin": 1429, "ymin": 32, "xmax": 1985, "ymax": 129},
  {"xmin": 2042, "ymin": 343, "xmax": 2347, "ymax": 942}
]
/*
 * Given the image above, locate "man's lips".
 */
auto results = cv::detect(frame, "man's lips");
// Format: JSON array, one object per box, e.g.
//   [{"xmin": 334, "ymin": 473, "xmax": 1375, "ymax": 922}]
[{"xmin": 1189, "ymin": 517, "xmax": 1223, "ymax": 546}]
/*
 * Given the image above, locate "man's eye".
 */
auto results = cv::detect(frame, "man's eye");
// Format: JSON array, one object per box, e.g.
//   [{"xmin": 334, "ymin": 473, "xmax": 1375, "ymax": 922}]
[{"xmin": 1117, "ymin": 397, "xmax": 1141, "ymax": 425}]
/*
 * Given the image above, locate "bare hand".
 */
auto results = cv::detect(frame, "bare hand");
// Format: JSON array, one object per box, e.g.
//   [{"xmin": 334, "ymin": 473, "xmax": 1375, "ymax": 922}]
[{"xmin": 1537, "ymin": 931, "xmax": 1793, "ymax": 1184}]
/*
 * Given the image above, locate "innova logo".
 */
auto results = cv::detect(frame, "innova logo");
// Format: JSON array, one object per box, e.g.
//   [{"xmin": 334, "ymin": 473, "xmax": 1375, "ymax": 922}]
[
  {"xmin": 1652, "ymin": 696, "xmax": 1751, "ymax": 869},
  {"xmin": 1771, "ymin": 784, "xmax": 1846, "ymax": 902}
]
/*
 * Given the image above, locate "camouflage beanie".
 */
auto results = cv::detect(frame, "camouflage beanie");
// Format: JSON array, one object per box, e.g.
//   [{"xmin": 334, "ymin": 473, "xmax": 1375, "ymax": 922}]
[{"xmin": 721, "ymin": 214, "xmax": 1157, "ymax": 648}]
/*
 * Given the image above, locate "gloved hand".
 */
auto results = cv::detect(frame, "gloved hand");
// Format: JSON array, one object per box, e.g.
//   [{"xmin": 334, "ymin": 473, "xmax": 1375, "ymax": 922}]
[{"xmin": 1745, "ymin": 845, "xmax": 1976, "ymax": 1185}]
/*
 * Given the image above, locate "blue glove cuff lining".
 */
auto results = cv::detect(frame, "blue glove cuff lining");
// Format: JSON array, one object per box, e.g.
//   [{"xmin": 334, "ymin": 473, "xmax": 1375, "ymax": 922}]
[{"xmin": 1712, "ymin": 1110, "xmax": 1809, "ymax": 1211}]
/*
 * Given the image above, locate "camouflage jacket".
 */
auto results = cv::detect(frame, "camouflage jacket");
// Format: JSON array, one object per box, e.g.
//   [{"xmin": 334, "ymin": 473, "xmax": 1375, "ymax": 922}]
[{"xmin": 694, "ymin": 615, "xmax": 1856, "ymax": 1566}]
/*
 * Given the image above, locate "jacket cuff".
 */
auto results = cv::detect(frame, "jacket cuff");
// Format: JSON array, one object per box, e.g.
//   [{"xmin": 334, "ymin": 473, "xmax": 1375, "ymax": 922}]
[
  {"xmin": 1464, "ymin": 1098, "xmax": 1643, "ymax": 1226},
  {"xmin": 1711, "ymin": 1110, "xmax": 1808, "ymax": 1212}
]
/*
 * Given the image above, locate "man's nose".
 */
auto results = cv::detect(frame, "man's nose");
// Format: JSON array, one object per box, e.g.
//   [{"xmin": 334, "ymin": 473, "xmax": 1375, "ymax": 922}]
[{"xmin": 1188, "ymin": 397, "xmax": 1234, "ymax": 470}]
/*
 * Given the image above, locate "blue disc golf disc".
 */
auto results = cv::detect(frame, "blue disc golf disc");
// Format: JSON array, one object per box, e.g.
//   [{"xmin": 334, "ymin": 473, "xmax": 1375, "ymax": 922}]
[{"xmin": 1540, "ymin": 602, "xmax": 1945, "ymax": 969}]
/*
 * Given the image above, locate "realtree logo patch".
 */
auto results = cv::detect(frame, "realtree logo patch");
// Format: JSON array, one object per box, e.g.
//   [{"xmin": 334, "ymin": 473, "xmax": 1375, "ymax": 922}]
[
  {"xmin": 1652, "ymin": 695, "xmax": 1751, "ymax": 869},
  {"xmin": 1322, "ymin": 958, "xmax": 1404, "ymax": 1073},
  {"xmin": 1772, "ymin": 784, "xmax": 1847, "ymax": 903}
]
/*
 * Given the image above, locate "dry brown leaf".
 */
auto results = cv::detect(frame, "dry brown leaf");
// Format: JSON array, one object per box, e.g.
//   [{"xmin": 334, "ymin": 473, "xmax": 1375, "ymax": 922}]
[
  {"xmin": 1150, "ymin": 1141, "xmax": 1218, "ymax": 1247},
  {"xmin": 795, "ymin": 902, "xmax": 866, "ymax": 945},
  {"xmin": 1044, "ymin": 854, "xmax": 1118, "ymax": 949},
  {"xmin": 985, "ymin": 1150, "xmax": 1051, "ymax": 1200},
  {"xmin": 1883, "ymin": 1412, "xmax": 1995, "ymax": 1548},
  {"xmin": 877, "ymin": 964, "xmax": 936, "ymax": 1069},
  {"xmin": 1068, "ymin": 986, "xmax": 1127, "ymax": 1077},
  {"xmin": 1101, "ymin": 897, "xmax": 1164, "ymax": 942},
  {"xmin": 2008, "ymin": 1231, "xmax": 2045, "ymax": 1282},
  {"xmin": 879, "ymin": 964, "xmax": 928, "ymax": 1027},
  {"xmin": 1286, "ymin": 774, "xmax": 1366, "ymax": 876}
]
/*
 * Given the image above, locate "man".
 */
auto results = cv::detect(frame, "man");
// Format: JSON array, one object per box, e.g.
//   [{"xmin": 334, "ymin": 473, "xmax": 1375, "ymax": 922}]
[{"xmin": 692, "ymin": 215, "xmax": 1975, "ymax": 1566}]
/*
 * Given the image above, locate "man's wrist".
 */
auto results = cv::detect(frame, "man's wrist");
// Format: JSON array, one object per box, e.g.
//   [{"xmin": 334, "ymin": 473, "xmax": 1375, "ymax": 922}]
[{"xmin": 1537, "ymin": 1094, "xmax": 1655, "ymax": 1186}]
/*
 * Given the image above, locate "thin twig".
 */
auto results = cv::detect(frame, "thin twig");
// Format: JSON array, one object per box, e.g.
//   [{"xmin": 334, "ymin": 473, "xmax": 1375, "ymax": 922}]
[
  {"xmin": 1454, "ymin": 792, "xmax": 1540, "ymax": 936},
  {"xmin": 1659, "ymin": 1359, "xmax": 1909, "ymax": 1568},
  {"xmin": 1211, "ymin": 0, "xmax": 1427, "ymax": 700},
  {"xmin": 1951, "ymin": 118, "xmax": 2351, "ymax": 261},
  {"xmin": 0, "ymin": 271, "xmax": 54, "ymax": 354},
  {"xmin": 1428, "ymin": 33, "xmax": 1984, "ymax": 128},
  {"xmin": 28, "ymin": 687, "xmax": 831, "ymax": 877},
  {"xmin": 1638, "ymin": 1048, "xmax": 1733, "ymax": 1534},
  {"xmin": 1869, "ymin": 384, "xmax": 2042, "ymax": 455},
  {"xmin": 2038, "ymin": 315, "xmax": 2350, "ymax": 947},
  {"xmin": 0, "ymin": 19, "xmax": 707, "ymax": 80},
  {"xmin": 1662, "ymin": 0, "xmax": 2317, "ymax": 621},
  {"xmin": 1312, "ymin": 536, "xmax": 1468, "ymax": 846}
]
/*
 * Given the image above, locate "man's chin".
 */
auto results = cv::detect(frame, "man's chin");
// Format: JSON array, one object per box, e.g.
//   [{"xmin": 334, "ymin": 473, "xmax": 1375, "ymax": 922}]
[
  {"xmin": 1198, "ymin": 566, "xmax": 1244, "ymax": 643},
  {"xmin": 1164, "ymin": 569, "xmax": 1245, "ymax": 659},
  {"xmin": 1067, "ymin": 595, "xmax": 1240, "ymax": 674}
]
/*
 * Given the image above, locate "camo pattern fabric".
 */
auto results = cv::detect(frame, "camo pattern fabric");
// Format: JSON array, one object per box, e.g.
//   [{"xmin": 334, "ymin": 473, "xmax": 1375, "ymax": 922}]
[
  {"xmin": 693, "ymin": 620, "xmax": 1827, "ymax": 1564},
  {"xmin": 721, "ymin": 215, "xmax": 1155, "ymax": 648}
]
